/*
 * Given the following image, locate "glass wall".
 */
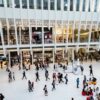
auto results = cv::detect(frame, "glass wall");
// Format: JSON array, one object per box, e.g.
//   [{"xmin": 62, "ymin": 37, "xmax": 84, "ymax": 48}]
[
  {"xmin": 80, "ymin": 29, "xmax": 89, "ymax": 42},
  {"xmin": 44, "ymin": 27, "xmax": 53, "ymax": 44},
  {"xmin": 76, "ymin": 0, "xmax": 80, "ymax": 11},
  {"xmin": 91, "ymin": 29, "xmax": 99, "ymax": 42},
  {"xmin": 74, "ymin": 29, "xmax": 78, "ymax": 42},
  {"xmin": 22, "ymin": 0, "xmax": 27, "ymax": 8},
  {"xmin": 64, "ymin": 0, "xmax": 68, "ymax": 11},
  {"xmin": 94, "ymin": 0, "xmax": 98, "ymax": 12},
  {"xmin": 82, "ymin": 0, "xmax": 86, "ymax": 11},
  {"xmin": 32, "ymin": 27, "xmax": 42, "ymax": 44},
  {"xmin": 29, "ymin": 0, "xmax": 34, "ymax": 9},
  {"xmin": 50, "ymin": 0, "xmax": 55, "ymax": 10},
  {"xmin": 14, "ymin": 0, "xmax": 20, "ymax": 8},
  {"xmin": 0, "ymin": 0, "xmax": 4, "ymax": 7},
  {"xmin": 2, "ymin": 27, "xmax": 8, "ymax": 45},
  {"xmin": 21, "ymin": 27, "xmax": 30, "ymax": 44},
  {"xmin": 70, "ymin": 0, "xmax": 73, "ymax": 11},
  {"xmin": 43, "ymin": 0, "xmax": 48, "ymax": 10},
  {"xmin": 9, "ymin": 27, "xmax": 16, "ymax": 45},
  {"xmin": 37, "ymin": 0, "xmax": 41, "ymax": 9},
  {"xmin": 7, "ymin": 0, "xmax": 12, "ymax": 8},
  {"xmin": 57, "ymin": 0, "xmax": 61, "ymax": 10},
  {"xmin": 88, "ymin": 0, "xmax": 90, "ymax": 12}
]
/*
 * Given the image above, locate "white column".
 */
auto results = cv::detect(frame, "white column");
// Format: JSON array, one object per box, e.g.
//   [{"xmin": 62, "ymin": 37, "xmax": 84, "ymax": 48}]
[
  {"xmin": 20, "ymin": 51, "xmax": 22, "ymax": 68},
  {"xmin": 88, "ymin": 0, "xmax": 94, "ymax": 50},
  {"xmin": 85, "ymin": 0, "xmax": 89, "ymax": 29},
  {"xmin": 0, "ymin": 22, "xmax": 6, "ymax": 56},
  {"xmin": 12, "ymin": 0, "xmax": 19, "ymax": 53}
]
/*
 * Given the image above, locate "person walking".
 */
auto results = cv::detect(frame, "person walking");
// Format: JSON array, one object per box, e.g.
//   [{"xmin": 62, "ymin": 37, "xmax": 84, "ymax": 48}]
[
  {"xmin": 22, "ymin": 71, "xmax": 27, "ymax": 80},
  {"xmin": 80, "ymin": 65, "xmax": 84, "ymax": 75},
  {"xmin": 35, "ymin": 71, "xmax": 40, "ymax": 82},
  {"xmin": 45, "ymin": 70, "xmax": 50, "ymax": 81},
  {"xmin": 28, "ymin": 80, "xmax": 32, "ymax": 92},
  {"xmin": 8, "ymin": 71, "xmax": 12, "ymax": 82},
  {"xmin": 52, "ymin": 80, "xmax": 56, "ymax": 91},
  {"xmin": 12, "ymin": 72, "xmax": 15, "ymax": 81},
  {"xmin": 76, "ymin": 78, "xmax": 80, "ymax": 88},
  {"xmin": 64, "ymin": 74, "xmax": 68, "ymax": 84},
  {"xmin": 43, "ymin": 85, "xmax": 48, "ymax": 96}
]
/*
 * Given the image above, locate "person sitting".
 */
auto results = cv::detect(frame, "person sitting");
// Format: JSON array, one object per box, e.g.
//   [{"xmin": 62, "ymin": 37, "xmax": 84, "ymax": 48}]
[
  {"xmin": 86, "ymin": 95, "xmax": 94, "ymax": 100},
  {"xmin": 88, "ymin": 87, "xmax": 93, "ymax": 96}
]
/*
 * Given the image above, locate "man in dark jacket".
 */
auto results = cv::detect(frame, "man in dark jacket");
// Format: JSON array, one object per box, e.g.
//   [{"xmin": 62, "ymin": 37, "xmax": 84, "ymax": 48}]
[{"xmin": 0, "ymin": 93, "xmax": 5, "ymax": 100}]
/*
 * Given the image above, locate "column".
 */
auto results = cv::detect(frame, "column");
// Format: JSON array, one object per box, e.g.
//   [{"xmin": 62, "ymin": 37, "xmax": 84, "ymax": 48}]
[{"xmin": 0, "ymin": 22, "xmax": 6, "ymax": 56}]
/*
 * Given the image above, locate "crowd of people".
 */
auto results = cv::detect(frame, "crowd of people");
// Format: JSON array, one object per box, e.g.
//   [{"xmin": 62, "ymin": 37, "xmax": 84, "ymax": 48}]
[{"xmin": 0, "ymin": 59, "xmax": 100, "ymax": 100}]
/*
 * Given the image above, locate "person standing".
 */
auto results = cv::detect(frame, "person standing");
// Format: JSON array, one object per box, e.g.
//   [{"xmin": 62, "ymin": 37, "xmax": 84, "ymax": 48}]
[
  {"xmin": 80, "ymin": 65, "xmax": 84, "ymax": 75},
  {"xmin": 52, "ymin": 80, "xmax": 56, "ymax": 91},
  {"xmin": 12, "ymin": 72, "xmax": 15, "ymax": 81},
  {"xmin": 43, "ymin": 85, "xmax": 48, "ymax": 96},
  {"xmin": 8, "ymin": 71, "xmax": 12, "ymax": 82},
  {"xmin": 22, "ymin": 71, "xmax": 27, "ymax": 80},
  {"xmin": 45, "ymin": 70, "xmax": 50, "ymax": 81},
  {"xmin": 64, "ymin": 74, "xmax": 68, "ymax": 84},
  {"xmin": 28, "ymin": 80, "xmax": 32, "ymax": 92},
  {"xmin": 89, "ymin": 65, "xmax": 93, "ymax": 76},
  {"xmin": 0, "ymin": 93, "xmax": 5, "ymax": 100},
  {"xmin": 76, "ymin": 78, "xmax": 79, "ymax": 88},
  {"xmin": 35, "ymin": 71, "xmax": 40, "ymax": 82}
]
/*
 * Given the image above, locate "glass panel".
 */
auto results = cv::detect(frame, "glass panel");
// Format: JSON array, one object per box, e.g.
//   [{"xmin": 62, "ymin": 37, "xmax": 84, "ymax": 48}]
[
  {"xmin": 76, "ymin": 0, "xmax": 80, "ymax": 11},
  {"xmin": 50, "ymin": 0, "xmax": 54, "ymax": 10},
  {"xmin": 44, "ymin": 27, "xmax": 53, "ymax": 44},
  {"xmin": 22, "ymin": 0, "xmax": 27, "ymax": 8},
  {"xmin": 82, "ymin": 0, "xmax": 86, "ymax": 11},
  {"xmin": 21, "ymin": 27, "xmax": 30, "ymax": 44},
  {"xmin": 32, "ymin": 27, "xmax": 42, "ymax": 44},
  {"xmin": 70, "ymin": 0, "xmax": 73, "ymax": 11},
  {"xmin": 91, "ymin": 29, "xmax": 99, "ymax": 42},
  {"xmin": 7, "ymin": 0, "xmax": 12, "ymax": 8},
  {"xmin": 37, "ymin": 0, "xmax": 41, "ymax": 9},
  {"xmin": 88, "ymin": 0, "xmax": 90, "ymax": 12},
  {"xmin": 0, "ymin": 0, "xmax": 4, "ymax": 7},
  {"xmin": 57, "ymin": 0, "xmax": 61, "ymax": 10},
  {"xmin": 64, "ymin": 0, "xmax": 68, "ymax": 11},
  {"xmin": 94, "ymin": 0, "xmax": 98, "ymax": 12},
  {"xmin": 43, "ymin": 0, "xmax": 48, "ymax": 10},
  {"xmin": 9, "ymin": 27, "xmax": 16, "ymax": 45},
  {"xmin": 2, "ymin": 27, "xmax": 8, "ymax": 45},
  {"xmin": 14, "ymin": 0, "xmax": 20, "ymax": 8},
  {"xmin": 29, "ymin": 0, "xmax": 34, "ymax": 9},
  {"xmin": 80, "ymin": 29, "xmax": 89, "ymax": 42},
  {"xmin": 44, "ymin": 49, "xmax": 53, "ymax": 63}
]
